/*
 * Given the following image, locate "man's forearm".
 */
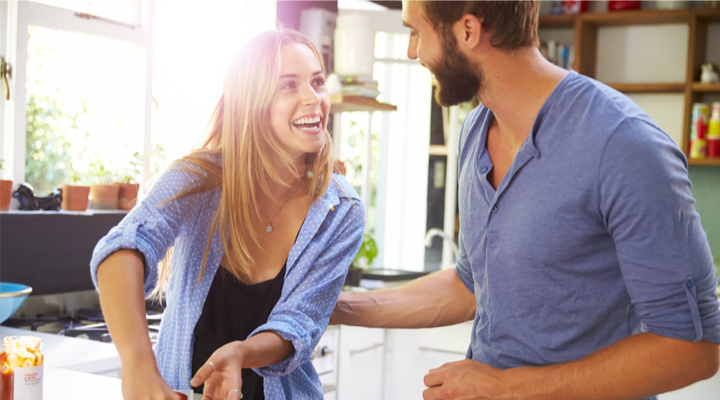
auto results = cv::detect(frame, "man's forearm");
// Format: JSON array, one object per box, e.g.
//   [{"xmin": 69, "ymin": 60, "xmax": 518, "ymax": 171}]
[
  {"xmin": 331, "ymin": 268, "xmax": 476, "ymax": 328},
  {"xmin": 506, "ymin": 333, "xmax": 719, "ymax": 400}
]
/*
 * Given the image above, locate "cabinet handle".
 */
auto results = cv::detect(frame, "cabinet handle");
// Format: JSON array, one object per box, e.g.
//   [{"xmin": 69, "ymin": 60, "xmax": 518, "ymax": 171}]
[
  {"xmin": 350, "ymin": 342, "xmax": 384, "ymax": 355},
  {"xmin": 418, "ymin": 346, "xmax": 466, "ymax": 356},
  {"xmin": 312, "ymin": 346, "xmax": 333, "ymax": 360}
]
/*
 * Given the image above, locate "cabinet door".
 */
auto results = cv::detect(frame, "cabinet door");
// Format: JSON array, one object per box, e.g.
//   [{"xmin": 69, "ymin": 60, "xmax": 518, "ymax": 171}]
[
  {"xmin": 337, "ymin": 326, "xmax": 385, "ymax": 400},
  {"xmin": 384, "ymin": 323, "xmax": 473, "ymax": 400}
]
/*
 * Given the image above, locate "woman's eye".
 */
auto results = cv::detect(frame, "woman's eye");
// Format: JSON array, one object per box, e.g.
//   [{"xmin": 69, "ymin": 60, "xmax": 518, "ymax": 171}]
[
  {"xmin": 411, "ymin": 29, "xmax": 418, "ymax": 38},
  {"xmin": 281, "ymin": 82, "xmax": 296, "ymax": 90},
  {"xmin": 314, "ymin": 77, "xmax": 326, "ymax": 86}
]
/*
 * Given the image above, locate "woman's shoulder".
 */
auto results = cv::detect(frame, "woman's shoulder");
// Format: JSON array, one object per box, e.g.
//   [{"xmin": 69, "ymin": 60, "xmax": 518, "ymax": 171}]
[{"xmin": 328, "ymin": 173, "xmax": 360, "ymax": 201}]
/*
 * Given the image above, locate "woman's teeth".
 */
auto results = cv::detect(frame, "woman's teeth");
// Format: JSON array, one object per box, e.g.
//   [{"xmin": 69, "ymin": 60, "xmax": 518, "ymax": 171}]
[{"xmin": 293, "ymin": 116, "xmax": 321, "ymax": 130}]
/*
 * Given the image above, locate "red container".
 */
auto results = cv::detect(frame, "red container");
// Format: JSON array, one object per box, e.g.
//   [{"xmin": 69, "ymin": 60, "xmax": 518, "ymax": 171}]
[
  {"xmin": 708, "ymin": 137, "xmax": 720, "ymax": 158},
  {"xmin": 608, "ymin": 1, "xmax": 642, "ymax": 11},
  {"xmin": 563, "ymin": 1, "xmax": 589, "ymax": 14}
]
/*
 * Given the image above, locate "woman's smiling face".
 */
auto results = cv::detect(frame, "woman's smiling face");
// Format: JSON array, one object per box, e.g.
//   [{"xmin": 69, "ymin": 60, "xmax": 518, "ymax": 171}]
[{"xmin": 269, "ymin": 42, "xmax": 330, "ymax": 159}]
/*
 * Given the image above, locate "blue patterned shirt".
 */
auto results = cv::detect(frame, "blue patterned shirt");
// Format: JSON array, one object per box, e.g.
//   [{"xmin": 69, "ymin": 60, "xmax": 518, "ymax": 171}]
[{"xmin": 90, "ymin": 164, "xmax": 365, "ymax": 399}]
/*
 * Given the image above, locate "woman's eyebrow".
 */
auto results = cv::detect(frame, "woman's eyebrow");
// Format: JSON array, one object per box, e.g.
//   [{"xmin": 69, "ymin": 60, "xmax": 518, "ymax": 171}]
[{"xmin": 278, "ymin": 71, "xmax": 324, "ymax": 80}]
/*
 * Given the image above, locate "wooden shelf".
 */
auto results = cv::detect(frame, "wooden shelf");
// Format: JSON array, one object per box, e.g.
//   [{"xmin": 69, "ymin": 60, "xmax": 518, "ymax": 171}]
[
  {"xmin": 695, "ymin": 8, "xmax": 720, "ymax": 23},
  {"xmin": 330, "ymin": 94, "xmax": 397, "ymax": 113},
  {"xmin": 580, "ymin": 9, "xmax": 691, "ymax": 26},
  {"xmin": 539, "ymin": 14, "xmax": 576, "ymax": 29},
  {"xmin": 539, "ymin": 8, "xmax": 720, "ymax": 28},
  {"xmin": 691, "ymin": 83, "xmax": 720, "ymax": 92},
  {"xmin": 607, "ymin": 82, "xmax": 686, "ymax": 93},
  {"xmin": 688, "ymin": 158, "xmax": 720, "ymax": 167},
  {"xmin": 553, "ymin": 7, "xmax": 720, "ymax": 166}
]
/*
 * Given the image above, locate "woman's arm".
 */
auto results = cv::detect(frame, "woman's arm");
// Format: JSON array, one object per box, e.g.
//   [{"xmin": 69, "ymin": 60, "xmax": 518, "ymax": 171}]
[
  {"xmin": 331, "ymin": 268, "xmax": 476, "ymax": 329},
  {"xmin": 97, "ymin": 249, "xmax": 182, "ymax": 400}
]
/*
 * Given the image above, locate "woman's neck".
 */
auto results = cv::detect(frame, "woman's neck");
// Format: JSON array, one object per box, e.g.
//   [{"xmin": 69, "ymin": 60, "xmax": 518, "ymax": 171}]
[{"xmin": 266, "ymin": 154, "xmax": 308, "ymax": 196}]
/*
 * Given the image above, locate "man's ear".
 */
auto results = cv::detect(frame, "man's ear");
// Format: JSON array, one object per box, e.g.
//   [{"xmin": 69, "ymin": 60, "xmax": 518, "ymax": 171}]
[{"xmin": 454, "ymin": 14, "xmax": 482, "ymax": 51}]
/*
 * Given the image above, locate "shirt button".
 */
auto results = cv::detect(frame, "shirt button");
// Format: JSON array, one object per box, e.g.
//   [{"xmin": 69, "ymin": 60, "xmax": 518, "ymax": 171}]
[
  {"xmin": 492, "ymin": 206, "xmax": 498, "ymax": 213},
  {"xmin": 480, "ymin": 166, "xmax": 488, "ymax": 173},
  {"xmin": 685, "ymin": 280, "xmax": 694, "ymax": 289}
]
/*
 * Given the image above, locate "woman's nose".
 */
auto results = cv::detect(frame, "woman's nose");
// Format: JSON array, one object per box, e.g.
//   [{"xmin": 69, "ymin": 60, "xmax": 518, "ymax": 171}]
[{"xmin": 301, "ymin": 84, "xmax": 321, "ymax": 105}]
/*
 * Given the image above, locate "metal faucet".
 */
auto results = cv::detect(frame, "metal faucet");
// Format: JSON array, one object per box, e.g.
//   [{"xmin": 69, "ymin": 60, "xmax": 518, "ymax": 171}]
[{"xmin": 424, "ymin": 228, "xmax": 459, "ymax": 262}]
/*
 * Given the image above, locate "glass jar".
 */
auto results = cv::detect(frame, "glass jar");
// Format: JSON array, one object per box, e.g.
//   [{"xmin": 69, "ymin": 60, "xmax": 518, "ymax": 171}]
[
  {"xmin": 0, "ymin": 336, "xmax": 44, "ymax": 400},
  {"xmin": 333, "ymin": 14, "xmax": 374, "ymax": 77}
]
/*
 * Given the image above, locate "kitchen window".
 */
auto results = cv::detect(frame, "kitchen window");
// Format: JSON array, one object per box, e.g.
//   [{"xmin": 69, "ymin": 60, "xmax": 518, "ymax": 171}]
[{"xmin": 1, "ymin": 1, "xmax": 276, "ymax": 195}]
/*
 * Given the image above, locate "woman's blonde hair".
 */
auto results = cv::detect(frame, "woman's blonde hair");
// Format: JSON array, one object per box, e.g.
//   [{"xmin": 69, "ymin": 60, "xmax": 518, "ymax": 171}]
[{"xmin": 150, "ymin": 29, "xmax": 334, "ymax": 299}]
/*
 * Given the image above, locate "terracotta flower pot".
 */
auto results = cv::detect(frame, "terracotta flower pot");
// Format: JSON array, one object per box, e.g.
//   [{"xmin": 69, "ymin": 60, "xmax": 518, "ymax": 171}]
[
  {"xmin": 115, "ymin": 183, "xmax": 140, "ymax": 210},
  {"xmin": 0, "ymin": 180, "xmax": 13, "ymax": 211},
  {"xmin": 61, "ymin": 184, "xmax": 90, "ymax": 211},
  {"xmin": 89, "ymin": 184, "xmax": 120, "ymax": 210}
]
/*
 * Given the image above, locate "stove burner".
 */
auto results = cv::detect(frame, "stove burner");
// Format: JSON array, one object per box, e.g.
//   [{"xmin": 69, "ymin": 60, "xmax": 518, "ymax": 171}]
[{"xmin": 1, "ymin": 300, "xmax": 164, "ymax": 344}]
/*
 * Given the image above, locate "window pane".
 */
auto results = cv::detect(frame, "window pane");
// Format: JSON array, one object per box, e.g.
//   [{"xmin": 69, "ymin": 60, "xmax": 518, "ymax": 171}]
[
  {"xmin": 31, "ymin": 0, "xmax": 138, "ymax": 25},
  {"xmin": 375, "ymin": 31, "xmax": 410, "ymax": 60},
  {"xmin": 151, "ymin": 1, "xmax": 277, "ymax": 165},
  {"xmin": 26, "ymin": 26, "xmax": 144, "ymax": 194}
]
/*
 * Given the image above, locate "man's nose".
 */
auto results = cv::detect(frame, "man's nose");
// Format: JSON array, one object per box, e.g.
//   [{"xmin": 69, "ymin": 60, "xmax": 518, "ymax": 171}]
[{"xmin": 407, "ymin": 36, "xmax": 418, "ymax": 60}]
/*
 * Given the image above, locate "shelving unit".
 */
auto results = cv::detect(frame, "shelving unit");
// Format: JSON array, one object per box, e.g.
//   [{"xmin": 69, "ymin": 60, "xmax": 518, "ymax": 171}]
[
  {"xmin": 330, "ymin": 94, "xmax": 397, "ymax": 228},
  {"xmin": 540, "ymin": 8, "xmax": 720, "ymax": 167},
  {"xmin": 330, "ymin": 94, "xmax": 397, "ymax": 113}
]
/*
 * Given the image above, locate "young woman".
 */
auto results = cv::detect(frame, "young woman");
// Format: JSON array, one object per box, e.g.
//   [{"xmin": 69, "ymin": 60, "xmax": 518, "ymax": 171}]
[{"xmin": 91, "ymin": 29, "xmax": 364, "ymax": 400}]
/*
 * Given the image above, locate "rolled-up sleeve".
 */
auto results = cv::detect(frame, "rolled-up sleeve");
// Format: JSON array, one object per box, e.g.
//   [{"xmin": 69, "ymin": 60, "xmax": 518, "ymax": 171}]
[
  {"xmin": 251, "ymin": 196, "xmax": 365, "ymax": 377},
  {"xmin": 599, "ymin": 119, "xmax": 720, "ymax": 344},
  {"xmin": 454, "ymin": 230, "xmax": 474, "ymax": 293},
  {"xmin": 89, "ymin": 165, "xmax": 200, "ymax": 295}
]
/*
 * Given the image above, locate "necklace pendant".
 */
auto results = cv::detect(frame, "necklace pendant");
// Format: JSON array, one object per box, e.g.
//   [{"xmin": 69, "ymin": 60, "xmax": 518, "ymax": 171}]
[{"xmin": 266, "ymin": 225, "xmax": 273, "ymax": 233}]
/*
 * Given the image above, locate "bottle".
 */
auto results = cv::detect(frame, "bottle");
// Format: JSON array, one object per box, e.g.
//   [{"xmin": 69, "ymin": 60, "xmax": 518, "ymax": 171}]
[
  {"xmin": 0, "ymin": 336, "xmax": 44, "ymax": 400},
  {"xmin": 690, "ymin": 103, "xmax": 709, "ymax": 159},
  {"xmin": 708, "ymin": 102, "xmax": 720, "ymax": 158}
]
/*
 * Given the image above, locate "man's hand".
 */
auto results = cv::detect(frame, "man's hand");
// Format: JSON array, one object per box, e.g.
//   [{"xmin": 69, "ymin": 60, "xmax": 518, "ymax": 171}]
[{"xmin": 423, "ymin": 359, "xmax": 507, "ymax": 400}]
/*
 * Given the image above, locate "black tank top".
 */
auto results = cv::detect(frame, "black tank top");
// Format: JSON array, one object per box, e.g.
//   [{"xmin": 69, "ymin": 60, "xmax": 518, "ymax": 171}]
[{"xmin": 191, "ymin": 263, "xmax": 286, "ymax": 398}]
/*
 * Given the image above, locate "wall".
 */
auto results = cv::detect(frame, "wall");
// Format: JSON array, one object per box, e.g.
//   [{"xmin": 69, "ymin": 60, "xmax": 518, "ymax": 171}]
[{"xmin": 690, "ymin": 166, "xmax": 720, "ymax": 260}]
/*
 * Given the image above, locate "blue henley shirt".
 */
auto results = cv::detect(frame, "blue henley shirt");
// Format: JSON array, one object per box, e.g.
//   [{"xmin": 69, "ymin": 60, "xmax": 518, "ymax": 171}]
[{"xmin": 455, "ymin": 71, "xmax": 720, "ymax": 398}]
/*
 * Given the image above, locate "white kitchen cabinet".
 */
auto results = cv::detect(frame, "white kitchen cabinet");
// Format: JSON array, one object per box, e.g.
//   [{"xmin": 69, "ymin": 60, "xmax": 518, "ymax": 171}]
[
  {"xmin": 336, "ymin": 325, "xmax": 386, "ymax": 400},
  {"xmin": 383, "ymin": 322, "xmax": 473, "ymax": 400}
]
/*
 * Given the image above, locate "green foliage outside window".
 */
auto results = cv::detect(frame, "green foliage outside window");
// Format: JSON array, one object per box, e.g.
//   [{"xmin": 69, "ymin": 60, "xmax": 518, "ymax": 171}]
[{"xmin": 25, "ymin": 94, "xmax": 85, "ymax": 194}]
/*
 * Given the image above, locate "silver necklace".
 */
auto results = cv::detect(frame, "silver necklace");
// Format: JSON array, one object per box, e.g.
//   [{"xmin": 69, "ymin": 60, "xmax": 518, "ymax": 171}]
[{"xmin": 261, "ymin": 182, "xmax": 301, "ymax": 233}]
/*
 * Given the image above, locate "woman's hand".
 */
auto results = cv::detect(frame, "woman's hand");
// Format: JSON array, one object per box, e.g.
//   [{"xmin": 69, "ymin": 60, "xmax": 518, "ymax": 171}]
[
  {"xmin": 191, "ymin": 341, "xmax": 246, "ymax": 400},
  {"xmin": 120, "ymin": 358, "xmax": 185, "ymax": 400}
]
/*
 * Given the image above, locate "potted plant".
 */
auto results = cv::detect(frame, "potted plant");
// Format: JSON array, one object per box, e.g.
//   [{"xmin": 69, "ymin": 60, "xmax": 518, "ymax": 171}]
[
  {"xmin": 87, "ymin": 157, "xmax": 119, "ymax": 210},
  {"xmin": 0, "ymin": 160, "xmax": 13, "ymax": 211},
  {"xmin": 346, "ymin": 233, "xmax": 378, "ymax": 286},
  {"xmin": 61, "ymin": 164, "xmax": 90, "ymax": 211},
  {"xmin": 113, "ymin": 151, "xmax": 143, "ymax": 210}
]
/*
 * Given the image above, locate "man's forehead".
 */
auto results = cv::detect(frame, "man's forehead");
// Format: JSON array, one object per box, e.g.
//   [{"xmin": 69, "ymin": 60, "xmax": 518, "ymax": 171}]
[{"xmin": 401, "ymin": 1, "xmax": 422, "ymax": 28}]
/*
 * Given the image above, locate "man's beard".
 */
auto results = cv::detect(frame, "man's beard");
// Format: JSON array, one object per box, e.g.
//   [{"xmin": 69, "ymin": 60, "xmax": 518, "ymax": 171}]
[{"xmin": 430, "ymin": 35, "xmax": 482, "ymax": 107}]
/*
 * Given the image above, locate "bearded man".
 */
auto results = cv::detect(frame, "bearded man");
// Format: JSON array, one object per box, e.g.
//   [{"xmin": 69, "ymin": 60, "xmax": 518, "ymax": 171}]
[{"xmin": 331, "ymin": 1, "xmax": 720, "ymax": 400}]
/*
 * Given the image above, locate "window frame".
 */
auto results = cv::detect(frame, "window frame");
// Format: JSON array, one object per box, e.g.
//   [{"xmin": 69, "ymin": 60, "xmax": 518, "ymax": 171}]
[{"xmin": 1, "ymin": 0, "xmax": 155, "ymax": 187}]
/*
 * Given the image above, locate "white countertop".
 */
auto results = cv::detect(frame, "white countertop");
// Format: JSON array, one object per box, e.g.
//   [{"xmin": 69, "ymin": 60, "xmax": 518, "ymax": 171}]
[{"xmin": 1, "ymin": 326, "xmax": 124, "ymax": 399}]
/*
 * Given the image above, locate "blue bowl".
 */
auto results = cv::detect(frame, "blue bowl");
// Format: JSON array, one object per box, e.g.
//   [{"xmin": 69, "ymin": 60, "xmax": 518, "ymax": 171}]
[{"xmin": 0, "ymin": 283, "xmax": 32, "ymax": 324}]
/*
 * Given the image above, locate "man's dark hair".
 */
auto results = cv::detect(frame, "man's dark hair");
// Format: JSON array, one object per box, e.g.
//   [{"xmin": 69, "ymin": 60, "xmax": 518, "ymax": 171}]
[{"xmin": 416, "ymin": 1, "xmax": 540, "ymax": 50}]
